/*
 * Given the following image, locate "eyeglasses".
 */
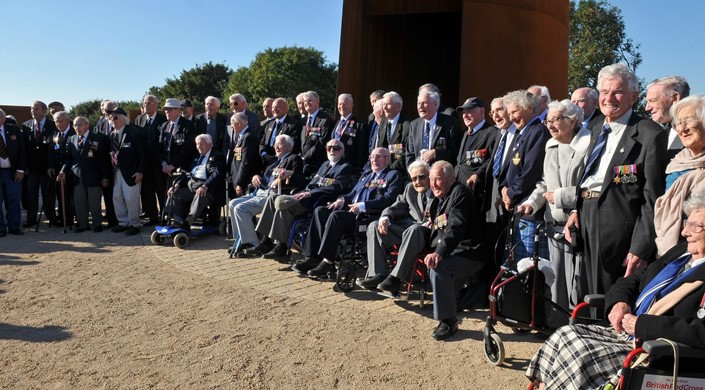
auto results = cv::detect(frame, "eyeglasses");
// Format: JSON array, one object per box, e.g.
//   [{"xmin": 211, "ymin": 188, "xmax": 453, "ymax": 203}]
[
  {"xmin": 410, "ymin": 174, "xmax": 428, "ymax": 182},
  {"xmin": 544, "ymin": 116, "xmax": 568, "ymax": 126},
  {"xmin": 370, "ymin": 154, "xmax": 389, "ymax": 160},
  {"xmin": 675, "ymin": 117, "xmax": 700, "ymax": 128},
  {"xmin": 229, "ymin": 102, "xmax": 239, "ymax": 106},
  {"xmin": 111, "ymin": 116, "xmax": 119, "ymax": 121},
  {"xmin": 326, "ymin": 146, "xmax": 342, "ymax": 151},
  {"xmin": 684, "ymin": 220, "xmax": 705, "ymax": 233}
]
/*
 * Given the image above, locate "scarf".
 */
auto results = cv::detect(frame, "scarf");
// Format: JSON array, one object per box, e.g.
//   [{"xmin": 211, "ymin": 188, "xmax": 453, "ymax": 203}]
[{"xmin": 634, "ymin": 253, "xmax": 693, "ymax": 316}]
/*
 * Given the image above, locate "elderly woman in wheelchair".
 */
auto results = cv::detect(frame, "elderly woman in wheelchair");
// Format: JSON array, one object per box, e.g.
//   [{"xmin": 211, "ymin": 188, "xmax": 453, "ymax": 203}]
[{"xmin": 526, "ymin": 192, "xmax": 705, "ymax": 389}]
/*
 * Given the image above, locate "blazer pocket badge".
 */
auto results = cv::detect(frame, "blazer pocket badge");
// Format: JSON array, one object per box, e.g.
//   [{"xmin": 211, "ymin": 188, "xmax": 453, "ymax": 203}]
[{"xmin": 512, "ymin": 152, "xmax": 521, "ymax": 165}]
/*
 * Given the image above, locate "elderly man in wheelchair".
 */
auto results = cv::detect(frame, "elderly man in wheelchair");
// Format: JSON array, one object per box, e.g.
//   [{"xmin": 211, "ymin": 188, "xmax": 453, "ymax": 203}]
[
  {"xmin": 166, "ymin": 134, "xmax": 226, "ymax": 231},
  {"xmin": 526, "ymin": 192, "xmax": 705, "ymax": 390},
  {"xmin": 299, "ymin": 147, "xmax": 404, "ymax": 279}
]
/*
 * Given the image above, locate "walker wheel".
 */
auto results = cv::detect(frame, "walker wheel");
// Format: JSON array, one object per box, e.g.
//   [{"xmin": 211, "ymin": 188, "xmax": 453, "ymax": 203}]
[{"xmin": 484, "ymin": 332, "xmax": 505, "ymax": 366}]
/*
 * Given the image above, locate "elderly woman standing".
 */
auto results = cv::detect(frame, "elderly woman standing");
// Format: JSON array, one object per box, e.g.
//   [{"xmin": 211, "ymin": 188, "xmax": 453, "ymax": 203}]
[
  {"xmin": 518, "ymin": 100, "xmax": 592, "ymax": 310},
  {"xmin": 526, "ymin": 192, "xmax": 705, "ymax": 389},
  {"xmin": 652, "ymin": 95, "xmax": 705, "ymax": 259}
]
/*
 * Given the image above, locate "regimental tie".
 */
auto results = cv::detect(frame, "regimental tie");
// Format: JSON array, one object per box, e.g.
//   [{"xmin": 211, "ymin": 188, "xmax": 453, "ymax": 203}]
[
  {"xmin": 387, "ymin": 122, "xmax": 393, "ymax": 143},
  {"xmin": 78, "ymin": 135, "xmax": 84, "ymax": 151},
  {"xmin": 336, "ymin": 119, "xmax": 346, "ymax": 139},
  {"xmin": 111, "ymin": 131, "xmax": 120, "ymax": 169},
  {"xmin": 580, "ymin": 123, "xmax": 612, "ymax": 184},
  {"xmin": 0, "ymin": 130, "xmax": 8, "ymax": 159},
  {"xmin": 35, "ymin": 121, "xmax": 41, "ymax": 139},
  {"xmin": 423, "ymin": 121, "xmax": 431, "ymax": 150},
  {"xmin": 492, "ymin": 131, "xmax": 507, "ymax": 178}
]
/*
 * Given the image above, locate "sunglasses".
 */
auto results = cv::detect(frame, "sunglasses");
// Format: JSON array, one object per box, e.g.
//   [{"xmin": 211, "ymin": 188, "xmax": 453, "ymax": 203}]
[
  {"xmin": 411, "ymin": 174, "xmax": 428, "ymax": 182},
  {"xmin": 326, "ymin": 146, "xmax": 342, "ymax": 151},
  {"xmin": 111, "ymin": 116, "xmax": 119, "ymax": 120}
]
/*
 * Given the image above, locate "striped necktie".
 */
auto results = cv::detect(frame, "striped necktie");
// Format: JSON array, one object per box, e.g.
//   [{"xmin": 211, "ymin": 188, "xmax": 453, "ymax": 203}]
[
  {"xmin": 580, "ymin": 124, "xmax": 612, "ymax": 184},
  {"xmin": 492, "ymin": 132, "xmax": 507, "ymax": 178}
]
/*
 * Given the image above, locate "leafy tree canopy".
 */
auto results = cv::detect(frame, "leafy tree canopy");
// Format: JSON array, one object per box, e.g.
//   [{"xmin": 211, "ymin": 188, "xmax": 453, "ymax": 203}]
[
  {"xmin": 223, "ymin": 46, "xmax": 338, "ymax": 114},
  {"xmin": 69, "ymin": 99, "xmax": 140, "ymax": 126},
  {"xmin": 147, "ymin": 61, "xmax": 233, "ymax": 113},
  {"xmin": 569, "ymin": 0, "xmax": 642, "ymax": 92}
]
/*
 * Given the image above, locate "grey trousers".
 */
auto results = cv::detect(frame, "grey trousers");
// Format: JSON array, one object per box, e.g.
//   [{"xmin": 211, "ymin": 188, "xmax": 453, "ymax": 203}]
[
  {"xmin": 74, "ymin": 183, "xmax": 103, "ymax": 229},
  {"xmin": 388, "ymin": 224, "xmax": 430, "ymax": 281},
  {"xmin": 231, "ymin": 189, "xmax": 268, "ymax": 246},
  {"xmin": 255, "ymin": 194, "xmax": 309, "ymax": 244},
  {"xmin": 548, "ymin": 236, "xmax": 583, "ymax": 310},
  {"xmin": 366, "ymin": 218, "xmax": 417, "ymax": 276}
]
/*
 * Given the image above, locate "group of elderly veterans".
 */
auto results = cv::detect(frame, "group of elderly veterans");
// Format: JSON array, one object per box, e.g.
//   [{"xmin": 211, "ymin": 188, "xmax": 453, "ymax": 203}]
[{"xmin": 2, "ymin": 61, "xmax": 705, "ymax": 387}]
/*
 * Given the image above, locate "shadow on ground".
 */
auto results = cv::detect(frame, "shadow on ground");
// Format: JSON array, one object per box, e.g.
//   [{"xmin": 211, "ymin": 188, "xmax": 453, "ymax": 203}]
[{"xmin": 0, "ymin": 323, "xmax": 72, "ymax": 342}]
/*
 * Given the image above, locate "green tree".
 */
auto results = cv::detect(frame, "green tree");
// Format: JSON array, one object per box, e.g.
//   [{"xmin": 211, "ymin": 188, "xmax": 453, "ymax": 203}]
[
  {"xmin": 69, "ymin": 99, "xmax": 140, "ymax": 126},
  {"xmin": 223, "ymin": 46, "xmax": 338, "ymax": 113},
  {"xmin": 148, "ymin": 62, "xmax": 233, "ymax": 113},
  {"xmin": 569, "ymin": 0, "xmax": 643, "ymax": 92}
]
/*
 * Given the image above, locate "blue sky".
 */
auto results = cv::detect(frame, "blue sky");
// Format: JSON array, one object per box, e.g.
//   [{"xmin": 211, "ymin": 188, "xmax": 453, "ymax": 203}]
[{"xmin": 1, "ymin": 1, "xmax": 703, "ymax": 110}]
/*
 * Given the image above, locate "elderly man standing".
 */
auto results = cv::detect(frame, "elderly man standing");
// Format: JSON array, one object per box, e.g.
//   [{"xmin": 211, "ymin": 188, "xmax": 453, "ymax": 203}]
[
  {"xmin": 260, "ymin": 97, "xmax": 274, "ymax": 126},
  {"xmin": 254, "ymin": 139, "xmax": 354, "ymax": 263},
  {"xmin": 0, "ymin": 109, "xmax": 27, "ymax": 237},
  {"xmin": 57, "ymin": 116, "xmax": 110, "ymax": 233},
  {"xmin": 304, "ymin": 147, "xmax": 404, "ymax": 279},
  {"xmin": 405, "ymin": 90, "xmax": 461, "ymax": 168},
  {"xmin": 134, "ymin": 95, "xmax": 167, "ymax": 226},
  {"xmin": 159, "ymin": 98, "xmax": 197, "ymax": 179},
  {"xmin": 228, "ymin": 112, "xmax": 261, "ymax": 198},
  {"xmin": 230, "ymin": 134, "xmax": 305, "ymax": 256},
  {"xmin": 301, "ymin": 91, "xmax": 335, "ymax": 175},
  {"xmin": 455, "ymin": 97, "xmax": 496, "ymax": 199},
  {"xmin": 358, "ymin": 160, "xmax": 433, "ymax": 288},
  {"xmin": 167, "ymin": 134, "xmax": 226, "ymax": 230},
  {"xmin": 196, "ymin": 96, "xmax": 228, "ymax": 153},
  {"xmin": 260, "ymin": 98, "xmax": 302, "ymax": 166},
  {"xmin": 645, "ymin": 76, "xmax": 690, "ymax": 160},
  {"xmin": 94, "ymin": 100, "xmax": 118, "ymax": 136},
  {"xmin": 378, "ymin": 91, "xmax": 410, "ymax": 173},
  {"xmin": 228, "ymin": 94, "xmax": 260, "ymax": 140},
  {"xmin": 21, "ymin": 100, "xmax": 58, "ymax": 227},
  {"xmin": 565, "ymin": 63, "xmax": 668, "ymax": 296},
  {"xmin": 331, "ymin": 93, "xmax": 367, "ymax": 172},
  {"xmin": 528, "ymin": 85, "xmax": 551, "ymax": 121},
  {"xmin": 48, "ymin": 111, "xmax": 76, "ymax": 228},
  {"xmin": 108, "ymin": 108, "xmax": 146, "ymax": 236},
  {"xmin": 571, "ymin": 87, "xmax": 601, "ymax": 128}
]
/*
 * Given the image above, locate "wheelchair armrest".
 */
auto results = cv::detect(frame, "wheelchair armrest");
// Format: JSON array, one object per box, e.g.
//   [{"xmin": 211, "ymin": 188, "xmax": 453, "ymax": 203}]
[
  {"xmin": 583, "ymin": 294, "xmax": 605, "ymax": 307},
  {"xmin": 642, "ymin": 340, "xmax": 705, "ymax": 359}
]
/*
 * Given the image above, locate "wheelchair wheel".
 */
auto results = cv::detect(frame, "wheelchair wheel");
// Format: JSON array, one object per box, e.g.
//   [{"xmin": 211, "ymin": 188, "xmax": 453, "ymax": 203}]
[
  {"xmin": 150, "ymin": 231, "xmax": 165, "ymax": 245},
  {"xmin": 173, "ymin": 232, "xmax": 189, "ymax": 249},
  {"xmin": 335, "ymin": 260, "xmax": 356, "ymax": 292},
  {"xmin": 484, "ymin": 332, "xmax": 505, "ymax": 366}
]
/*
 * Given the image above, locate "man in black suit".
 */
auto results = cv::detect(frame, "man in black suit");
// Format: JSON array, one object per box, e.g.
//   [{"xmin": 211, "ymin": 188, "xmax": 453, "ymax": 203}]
[
  {"xmin": 259, "ymin": 98, "xmax": 302, "ymax": 166},
  {"xmin": 367, "ymin": 99, "xmax": 384, "ymax": 154},
  {"xmin": 301, "ymin": 91, "xmax": 335, "ymax": 175},
  {"xmin": 331, "ymin": 93, "xmax": 368, "ymax": 173},
  {"xmin": 21, "ymin": 100, "xmax": 58, "ymax": 227},
  {"xmin": 57, "ymin": 116, "xmax": 110, "ymax": 233},
  {"xmin": 571, "ymin": 87, "xmax": 601, "ymax": 128},
  {"xmin": 455, "ymin": 97, "xmax": 496, "ymax": 200},
  {"xmin": 47, "ymin": 111, "xmax": 76, "ymax": 228},
  {"xmin": 159, "ymin": 98, "xmax": 197, "ymax": 180},
  {"xmin": 358, "ymin": 160, "xmax": 432, "ymax": 288},
  {"xmin": 228, "ymin": 112, "xmax": 261, "ymax": 197},
  {"xmin": 260, "ymin": 97, "xmax": 274, "ymax": 127},
  {"xmin": 108, "ymin": 108, "xmax": 146, "ymax": 236},
  {"xmin": 303, "ymin": 147, "xmax": 404, "ymax": 279},
  {"xmin": 228, "ymin": 94, "xmax": 261, "ymax": 141},
  {"xmin": 499, "ymin": 90, "xmax": 551, "ymax": 260},
  {"xmin": 94, "ymin": 99, "xmax": 119, "ymax": 227},
  {"xmin": 168, "ymin": 134, "xmax": 226, "ymax": 230},
  {"xmin": 565, "ymin": 63, "xmax": 668, "ymax": 296},
  {"xmin": 405, "ymin": 90, "xmax": 461, "ymax": 168},
  {"xmin": 644, "ymin": 76, "xmax": 690, "ymax": 160},
  {"xmin": 0, "ymin": 109, "xmax": 27, "ymax": 236},
  {"xmin": 195, "ymin": 96, "xmax": 228, "ymax": 153},
  {"xmin": 134, "ymin": 95, "xmax": 167, "ymax": 226},
  {"xmin": 378, "ymin": 91, "xmax": 410, "ymax": 173},
  {"xmin": 254, "ymin": 139, "xmax": 354, "ymax": 263},
  {"xmin": 94, "ymin": 100, "xmax": 118, "ymax": 136}
]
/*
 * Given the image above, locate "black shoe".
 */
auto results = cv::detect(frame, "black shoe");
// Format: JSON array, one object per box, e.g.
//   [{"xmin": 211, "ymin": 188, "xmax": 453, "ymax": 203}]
[
  {"xmin": 74, "ymin": 227, "xmax": 89, "ymax": 233},
  {"xmin": 358, "ymin": 274, "xmax": 387, "ymax": 290},
  {"xmin": 291, "ymin": 257, "xmax": 321, "ymax": 274},
  {"xmin": 0, "ymin": 231, "xmax": 6, "ymax": 238},
  {"xmin": 125, "ymin": 226, "xmax": 140, "ymax": 236},
  {"xmin": 229, "ymin": 242, "xmax": 252, "ymax": 255},
  {"xmin": 23, "ymin": 221, "xmax": 37, "ymax": 228},
  {"xmin": 377, "ymin": 275, "xmax": 402, "ymax": 295},
  {"xmin": 263, "ymin": 243, "xmax": 288, "ymax": 259},
  {"xmin": 432, "ymin": 319, "xmax": 458, "ymax": 341},
  {"xmin": 112, "ymin": 225, "xmax": 128, "ymax": 233},
  {"xmin": 93, "ymin": 226, "xmax": 103, "ymax": 233},
  {"xmin": 8, "ymin": 229, "xmax": 23, "ymax": 236},
  {"xmin": 105, "ymin": 221, "xmax": 119, "ymax": 228},
  {"xmin": 242, "ymin": 241, "xmax": 274, "ymax": 257},
  {"xmin": 307, "ymin": 260, "xmax": 336, "ymax": 280},
  {"xmin": 143, "ymin": 219, "xmax": 158, "ymax": 227}
]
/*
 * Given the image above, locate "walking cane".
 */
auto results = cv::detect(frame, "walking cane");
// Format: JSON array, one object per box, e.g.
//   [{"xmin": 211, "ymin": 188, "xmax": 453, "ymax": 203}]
[
  {"xmin": 224, "ymin": 175, "xmax": 231, "ymax": 239},
  {"xmin": 60, "ymin": 177, "xmax": 67, "ymax": 233}
]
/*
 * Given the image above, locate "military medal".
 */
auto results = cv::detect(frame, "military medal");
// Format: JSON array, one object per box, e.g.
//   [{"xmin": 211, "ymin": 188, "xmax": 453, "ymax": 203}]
[
  {"xmin": 434, "ymin": 213, "xmax": 448, "ymax": 230},
  {"xmin": 234, "ymin": 147, "xmax": 242, "ymax": 161},
  {"xmin": 87, "ymin": 150, "xmax": 94, "ymax": 158},
  {"xmin": 627, "ymin": 164, "xmax": 637, "ymax": 183},
  {"xmin": 512, "ymin": 152, "xmax": 521, "ymax": 165},
  {"xmin": 697, "ymin": 294, "xmax": 705, "ymax": 319}
]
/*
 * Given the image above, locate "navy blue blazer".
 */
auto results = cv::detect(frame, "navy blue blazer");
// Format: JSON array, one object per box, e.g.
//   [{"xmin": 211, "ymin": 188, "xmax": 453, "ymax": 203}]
[
  {"xmin": 230, "ymin": 127, "xmax": 262, "ymax": 189},
  {"xmin": 134, "ymin": 112, "xmax": 167, "ymax": 163},
  {"xmin": 405, "ymin": 112, "xmax": 461, "ymax": 167},
  {"xmin": 500, "ymin": 118, "xmax": 551, "ymax": 208},
  {"xmin": 61, "ymin": 131, "xmax": 110, "ymax": 187},
  {"xmin": 301, "ymin": 109, "xmax": 335, "ymax": 167},
  {"xmin": 113, "ymin": 124, "xmax": 146, "ymax": 186},
  {"xmin": 260, "ymin": 114, "xmax": 302, "ymax": 163},
  {"xmin": 180, "ymin": 150, "xmax": 227, "ymax": 205},
  {"xmin": 195, "ymin": 113, "xmax": 228, "ymax": 154},
  {"xmin": 1, "ymin": 124, "xmax": 27, "ymax": 172},
  {"xmin": 342, "ymin": 166, "xmax": 404, "ymax": 215},
  {"xmin": 22, "ymin": 119, "xmax": 56, "ymax": 174},
  {"xmin": 333, "ymin": 114, "xmax": 368, "ymax": 171},
  {"xmin": 306, "ymin": 160, "xmax": 354, "ymax": 204},
  {"xmin": 158, "ymin": 117, "xmax": 197, "ymax": 171},
  {"xmin": 47, "ymin": 126, "xmax": 76, "ymax": 171}
]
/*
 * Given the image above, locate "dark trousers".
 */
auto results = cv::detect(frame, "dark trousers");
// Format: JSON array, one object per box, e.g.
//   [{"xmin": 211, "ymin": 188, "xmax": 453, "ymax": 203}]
[
  {"xmin": 140, "ymin": 163, "xmax": 165, "ymax": 222},
  {"xmin": 0, "ymin": 168, "xmax": 22, "ymax": 231},
  {"xmin": 102, "ymin": 177, "xmax": 118, "ymax": 225},
  {"xmin": 430, "ymin": 253, "xmax": 485, "ymax": 321},
  {"xmin": 579, "ymin": 199, "xmax": 621, "ymax": 297},
  {"xmin": 55, "ymin": 179, "xmax": 74, "ymax": 226},
  {"xmin": 303, "ymin": 206, "xmax": 357, "ymax": 260},
  {"xmin": 25, "ymin": 171, "xmax": 56, "ymax": 223}
]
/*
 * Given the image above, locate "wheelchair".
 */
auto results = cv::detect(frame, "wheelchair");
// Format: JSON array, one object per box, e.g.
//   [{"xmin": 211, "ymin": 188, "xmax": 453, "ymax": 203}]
[
  {"xmin": 334, "ymin": 213, "xmax": 371, "ymax": 292},
  {"xmin": 527, "ymin": 294, "xmax": 705, "ymax": 390}
]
